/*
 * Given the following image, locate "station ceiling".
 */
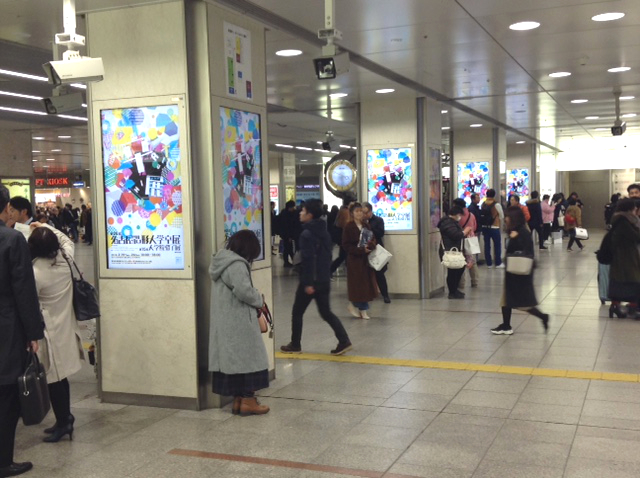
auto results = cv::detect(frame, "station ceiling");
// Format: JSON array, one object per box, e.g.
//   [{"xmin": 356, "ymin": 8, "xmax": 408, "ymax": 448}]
[{"xmin": 1, "ymin": 0, "xmax": 639, "ymax": 170}]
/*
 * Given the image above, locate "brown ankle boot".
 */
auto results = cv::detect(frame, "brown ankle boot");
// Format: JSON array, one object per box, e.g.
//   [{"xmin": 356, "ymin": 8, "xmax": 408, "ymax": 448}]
[
  {"xmin": 231, "ymin": 397, "xmax": 242, "ymax": 415},
  {"xmin": 240, "ymin": 397, "xmax": 270, "ymax": 416}
]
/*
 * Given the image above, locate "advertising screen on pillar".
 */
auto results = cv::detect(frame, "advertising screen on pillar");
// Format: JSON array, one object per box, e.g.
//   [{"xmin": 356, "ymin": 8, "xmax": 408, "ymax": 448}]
[
  {"xmin": 367, "ymin": 148, "xmax": 413, "ymax": 231},
  {"xmin": 100, "ymin": 105, "xmax": 185, "ymax": 270},
  {"xmin": 457, "ymin": 162, "xmax": 490, "ymax": 205},
  {"xmin": 1, "ymin": 178, "xmax": 31, "ymax": 200},
  {"xmin": 220, "ymin": 107, "xmax": 264, "ymax": 260},
  {"xmin": 507, "ymin": 168, "xmax": 530, "ymax": 201}
]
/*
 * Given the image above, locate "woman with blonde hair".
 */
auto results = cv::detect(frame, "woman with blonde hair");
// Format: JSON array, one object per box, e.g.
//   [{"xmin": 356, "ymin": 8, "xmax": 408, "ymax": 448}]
[{"xmin": 342, "ymin": 202, "xmax": 377, "ymax": 319}]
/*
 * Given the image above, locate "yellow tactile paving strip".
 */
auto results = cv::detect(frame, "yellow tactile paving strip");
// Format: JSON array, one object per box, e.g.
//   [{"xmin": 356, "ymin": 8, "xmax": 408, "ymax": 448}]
[{"xmin": 275, "ymin": 352, "xmax": 640, "ymax": 383}]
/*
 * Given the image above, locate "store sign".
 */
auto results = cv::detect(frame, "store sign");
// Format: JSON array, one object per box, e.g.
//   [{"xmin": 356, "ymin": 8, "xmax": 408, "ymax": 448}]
[{"xmin": 35, "ymin": 177, "xmax": 70, "ymax": 187}]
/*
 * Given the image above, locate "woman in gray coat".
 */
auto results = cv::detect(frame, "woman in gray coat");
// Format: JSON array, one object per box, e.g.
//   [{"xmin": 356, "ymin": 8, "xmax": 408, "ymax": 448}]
[{"xmin": 208, "ymin": 230, "xmax": 269, "ymax": 416}]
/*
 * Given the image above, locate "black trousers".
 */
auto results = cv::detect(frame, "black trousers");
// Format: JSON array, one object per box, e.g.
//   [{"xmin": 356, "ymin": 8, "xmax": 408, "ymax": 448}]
[
  {"xmin": 49, "ymin": 379, "xmax": 71, "ymax": 426},
  {"xmin": 375, "ymin": 268, "xmax": 389, "ymax": 297},
  {"xmin": 290, "ymin": 281, "xmax": 350, "ymax": 347},
  {"xmin": 542, "ymin": 223, "xmax": 551, "ymax": 242},
  {"xmin": 330, "ymin": 246, "xmax": 347, "ymax": 274},
  {"xmin": 447, "ymin": 268, "xmax": 465, "ymax": 294},
  {"xmin": 282, "ymin": 238, "xmax": 294, "ymax": 264},
  {"xmin": 567, "ymin": 229, "xmax": 583, "ymax": 250},
  {"xmin": 533, "ymin": 225, "xmax": 544, "ymax": 248},
  {"xmin": 0, "ymin": 383, "xmax": 20, "ymax": 467}
]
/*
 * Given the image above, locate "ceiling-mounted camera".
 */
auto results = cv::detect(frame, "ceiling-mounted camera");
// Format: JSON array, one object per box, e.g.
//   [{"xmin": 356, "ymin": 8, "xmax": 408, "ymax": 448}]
[
  {"xmin": 313, "ymin": 52, "xmax": 350, "ymax": 80},
  {"xmin": 612, "ymin": 120, "xmax": 626, "ymax": 136},
  {"xmin": 42, "ymin": 87, "xmax": 84, "ymax": 114},
  {"xmin": 322, "ymin": 131, "xmax": 334, "ymax": 150}
]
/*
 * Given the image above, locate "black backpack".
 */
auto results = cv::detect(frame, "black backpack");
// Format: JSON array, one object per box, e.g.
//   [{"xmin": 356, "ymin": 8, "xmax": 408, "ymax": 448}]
[
  {"xmin": 478, "ymin": 202, "xmax": 495, "ymax": 227},
  {"xmin": 596, "ymin": 227, "xmax": 615, "ymax": 265}
]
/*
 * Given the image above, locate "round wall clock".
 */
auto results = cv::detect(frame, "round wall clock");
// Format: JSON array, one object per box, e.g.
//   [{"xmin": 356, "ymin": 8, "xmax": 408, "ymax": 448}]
[{"xmin": 324, "ymin": 153, "xmax": 357, "ymax": 196}]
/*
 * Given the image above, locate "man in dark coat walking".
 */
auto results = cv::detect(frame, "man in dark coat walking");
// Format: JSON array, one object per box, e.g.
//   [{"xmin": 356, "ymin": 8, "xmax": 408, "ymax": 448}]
[
  {"xmin": 363, "ymin": 202, "xmax": 390, "ymax": 303},
  {"xmin": 526, "ymin": 191, "xmax": 546, "ymax": 250},
  {"xmin": 0, "ymin": 185, "xmax": 44, "ymax": 477},
  {"xmin": 280, "ymin": 199, "xmax": 352, "ymax": 356}
]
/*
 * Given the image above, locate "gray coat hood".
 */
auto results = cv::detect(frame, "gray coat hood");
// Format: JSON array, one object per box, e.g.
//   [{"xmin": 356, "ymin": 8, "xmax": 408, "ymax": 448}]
[{"xmin": 210, "ymin": 249, "xmax": 250, "ymax": 282}]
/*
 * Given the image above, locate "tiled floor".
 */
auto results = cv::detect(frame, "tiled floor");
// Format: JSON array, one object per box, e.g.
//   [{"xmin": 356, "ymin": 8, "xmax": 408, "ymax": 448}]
[{"xmin": 15, "ymin": 232, "xmax": 640, "ymax": 477}]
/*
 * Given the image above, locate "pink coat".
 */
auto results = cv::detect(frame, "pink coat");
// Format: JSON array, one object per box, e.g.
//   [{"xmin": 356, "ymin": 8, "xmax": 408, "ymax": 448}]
[
  {"xmin": 459, "ymin": 209, "xmax": 477, "ymax": 237},
  {"xmin": 542, "ymin": 201, "xmax": 555, "ymax": 224}
]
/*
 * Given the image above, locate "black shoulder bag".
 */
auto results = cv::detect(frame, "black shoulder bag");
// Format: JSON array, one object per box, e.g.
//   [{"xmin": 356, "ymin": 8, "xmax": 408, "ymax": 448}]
[
  {"xmin": 18, "ymin": 348, "xmax": 51, "ymax": 425},
  {"xmin": 62, "ymin": 252, "xmax": 101, "ymax": 321}
]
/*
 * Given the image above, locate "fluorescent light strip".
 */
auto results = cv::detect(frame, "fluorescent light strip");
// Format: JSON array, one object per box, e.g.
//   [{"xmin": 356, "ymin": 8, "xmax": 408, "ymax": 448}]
[
  {"xmin": 275, "ymin": 144, "xmax": 294, "ymax": 148},
  {"xmin": 58, "ymin": 114, "xmax": 88, "ymax": 121},
  {"xmin": 0, "ymin": 106, "xmax": 46, "ymax": 116},
  {"xmin": 295, "ymin": 146, "xmax": 312, "ymax": 151},
  {"xmin": 0, "ymin": 90, "xmax": 43, "ymax": 100},
  {"xmin": 0, "ymin": 68, "xmax": 48, "ymax": 82}
]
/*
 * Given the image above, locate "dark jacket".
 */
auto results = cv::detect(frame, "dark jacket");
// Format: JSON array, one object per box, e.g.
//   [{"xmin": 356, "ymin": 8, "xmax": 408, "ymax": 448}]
[
  {"xmin": 343, "ymin": 222, "xmax": 377, "ymax": 302},
  {"xmin": 437, "ymin": 216, "xmax": 465, "ymax": 253},
  {"xmin": 278, "ymin": 208, "xmax": 300, "ymax": 241},
  {"xmin": 504, "ymin": 225, "xmax": 537, "ymax": 308},
  {"xmin": 367, "ymin": 214, "xmax": 385, "ymax": 247},
  {"xmin": 299, "ymin": 219, "xmax": 333, "ymax": 287},
  {"xmin": 609, "ymin": 213, "xmax": 640, "ymax": 300},
  {"xmin": 468, "ymin": 203, "xmax": 481, "ymax": 232},
  {"xmin": 526, "ymin": 199, "xmax": 543, "ymax": 229},
  {"xmin": 0, "ymin": 220, "xmax": 44, "ymax": 385}
]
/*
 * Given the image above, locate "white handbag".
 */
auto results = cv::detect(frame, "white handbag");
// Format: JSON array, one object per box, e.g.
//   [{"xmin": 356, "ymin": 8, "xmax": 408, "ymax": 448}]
[
  {"xmin": 464, "ymin": 236, "xmax": 481, "ymax": 255},
  {"xmin": 441, "ymin": 241, "xmax": 466, "ymax": 269},
  {"xmin": 368, "ymin": 245, "xmax": 392, "ymax": 271},
  {"xmin": 506, "ymin": 253, "xmax": 534, "ymax": 275},
  {"xmin": 574, "ymin": 227, "xmax": 589, "ymax": 240},
  {"xmin": 557, "ymin": 215, "xmax": 565, "ymax": 227}
]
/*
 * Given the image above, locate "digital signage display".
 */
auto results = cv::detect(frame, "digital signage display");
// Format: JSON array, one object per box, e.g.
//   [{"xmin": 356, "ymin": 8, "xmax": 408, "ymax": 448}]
[
  {"xmin": 1, "ymin": 178, "xmax": 31, "ymax": 200},
  {"xmin": 220, "ymin": 107, "xmax": 264, "ymax": 260},
  {"xmin": 101, "ymin": 105, "xmax": 185, "ymax": 270},
  {"xmin": 507, "ymin": 168, "xmax": 530, "ymax": 201},
  {"xmin": 367, "ymin": 147, "xmax": 413, "ymax": 231},
  {"xmin": 457, "ymin": 162, "xmax": 490, "ymax": 205}
]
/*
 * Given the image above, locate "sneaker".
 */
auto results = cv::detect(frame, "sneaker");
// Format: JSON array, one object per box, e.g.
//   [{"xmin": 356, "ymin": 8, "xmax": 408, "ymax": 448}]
[
  {"xmin": 578, "ymin": 246, "xmax": 585, "ymax": 252},
  {"xmin": 280, "ymin": 343, "xmax": 302, "ymax": 354},
  {"xmin": 495, "ymin": 264, "xmax": 505, "ymax": 269},
  {"xmin": 347, "ymin": 303, "xmax": 361, "ymax": 318},
  {"xmin": 448, "ymin": 292, "xmax": 464, "ymax": 300},
  {"xmin": 360, "ymin": 310, "xmax": 371, "ymax": 320},
  {"xmin": 330, "ymin": 342, "xmax": 352, "ymax": 355},
  {"xmin": 566, "ymin": 248, "xmax": 573, "ymax": 252},
  {"xmin": 491, "ymin": 325, "xmax": 513, "ymax": 335}
]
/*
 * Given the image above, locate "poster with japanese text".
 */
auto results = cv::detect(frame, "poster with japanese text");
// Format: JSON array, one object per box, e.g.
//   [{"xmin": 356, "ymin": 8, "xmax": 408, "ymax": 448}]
[
  {"xmin": 457, "ymin": 162, "xmax": 489, "ymax": 205},
  {"xmin": 101, "ymin": 105, "xmax": 185, "ymax": 270},
  {"xmin": 507, "ymin": 168, "xmax": 530, "ymax": 200},
  {"xmin": 220, "ymin": 107, "xmax": 264, "ymax": 260},
  {"xmin": 367, "ymin": 148, "xmax": 413, "ymax": 231},
  {"xmin": 224, "ymin": 22, "xmax": 253, "ymax": 101}
]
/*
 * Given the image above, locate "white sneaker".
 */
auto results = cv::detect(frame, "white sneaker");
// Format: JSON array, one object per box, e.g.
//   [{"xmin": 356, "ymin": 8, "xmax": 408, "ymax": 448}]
[
  {"xmin": 360, "ymin": 310, "xmax": 371, "ymax": 320},
  {"xmin": 495, "ymin": 264, "xmax": 505, "ymax": 269},
  {"xmin": 347, "ymin": 303, "xmax": 361, "ymax": 318}
]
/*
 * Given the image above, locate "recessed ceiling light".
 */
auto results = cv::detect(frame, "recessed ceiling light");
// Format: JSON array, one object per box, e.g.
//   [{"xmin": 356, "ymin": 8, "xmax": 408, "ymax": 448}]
[
  {"xmin": 314, "ymin": 149, "xmax": 325, "ymax": 152},
  {"xmin": 329, "ymin": 92, "xmax": 348, "ymax": 99},
  {"xmin": 620, "ymin": 96, "xmax": 635, "ymax": 100},
  {"xmin": 470, "ymin": 124, "xmax": 483, "ymax": 128},
  {"xmin": 33, "ymin": 136, "xmax": 45, "ymax": 140},
  {"xmin": 352, "ymin": 146, "xmax": 357, "ymax": 150},
  {"xmin": 592, "ymin": 12, "xmax": 625, "ymax": 22},
  {"xmin": 0, "ymin": 68, "xmax": 47, "ymax": 82},
  {"xmin": 32, "ymin": 159, "xmax": 37, "ymax": 162},
  {"xmin": 549, "ymin": 71, "xmax": 571, "ymax": 78},
  {"xmin": 295, "ymin": 146, "xmax": 312, "ymax": 151},
  {"xmin": 516, "ymin": 141, "xmax": 526, "ymax": 144},
  {"xmin": 42, "ymin": 165, "xmax": 49, "ymax": 168},
  {"xmin": 509, "ymin": 21, "xmax": 540, "ymax": 31},
  {"xmin": 585, "ymin": 116, "xmax": 599, "ymax": 120},
  {"xmin": 300, "ymin": 159, "xmax": 308, "ymax": 162},
  {"xmin": 0, "ymin": 90, "xmax": 42, "ymax": 100},
  {"xmin": 441, "ymin": 126, "xmax": 450, "ymax": 130},
  {"xmin": 45, "ymin": 158, "xmax": 55, "ymax": 161},
  {"xmin": 275, "ymin": 49, "xmax": 302, "ymax": 57},
  {"xmin": 275, "ymin": 144, "xmax": 293, "ymax": 148},
  {"xmin": 51, "ymin": 149, "xmax": 62, "ymax": 152},
  {"xmin": 32, "ymin": 150, "xmax": 40, "ymax": 153},
  {"xmin": 375, "ymin": 88, "xmax": 395, "ymax": 94},
  {"xmin": 571, "ymin": 99, "xmax": 589, "ymax": 104},
  {"xmin": 82, "ymin": 103, "xmax": 87, "ymax": 108},
  {"xmin": 57, "ymin": 114, "xmax": 87, "ymax": 121},
  {"xmin": 441, "ymin": 110, "xmax": 448, "ymax": 114},
  {"xmin": 0, "ymin": 106, "xmax": 46, "ymax": 117},
  {"xmin": 608, "ymin": 66, "xmax": 631, "ymax": 73},
  {"xmin": 622, "ymin": 113, "xmax": 637, "ymax": 118},
  {"xmin": 57, "ymin": 135, "xmax": 71, "ymax": 139}
]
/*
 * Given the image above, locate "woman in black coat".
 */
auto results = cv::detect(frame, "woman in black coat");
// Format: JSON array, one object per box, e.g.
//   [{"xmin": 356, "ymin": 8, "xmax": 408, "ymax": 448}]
[
  {"xmin": 491, "ymin": 206, "xmax": 549, "ymax": 335},
  {"xmin": 608, "ymin": 199, "xmax": 640, "ymax": 318},
  {"xmin": 438, "ymin": 206, "xmax": 467, "ymax": 299}
]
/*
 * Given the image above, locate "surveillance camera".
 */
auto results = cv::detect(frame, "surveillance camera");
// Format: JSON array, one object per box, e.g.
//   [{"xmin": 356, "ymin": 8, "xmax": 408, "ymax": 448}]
[
  {"xmin": 42, "ymin": 92, "xmax": 84, "ymax": 114},
  {"xmin": 313, "ymin": 52, "xmax": 350, "ymax": 80},
  {"xmin": 611, "ymin": 120, "xmax": 626, "ymax": 136},
  {"xmin": 322, "ymin": 142, "xmax": 332, "ymax": 151},
  {"xmin": 42, "ymin": 57, "xmax": 104, "ymax": 86}
]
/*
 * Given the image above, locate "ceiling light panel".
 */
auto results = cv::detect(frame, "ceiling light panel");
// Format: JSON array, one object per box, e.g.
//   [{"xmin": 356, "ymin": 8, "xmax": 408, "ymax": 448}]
[
  {"xmin": 275, "ymin": 49, "xmax": 302, "ymax": 57},
  {"xmin": 549, "ymin": 72, "xmax": 571, "ymax": 78},
  {"xmin": 509, "ymin": 21, "xmax": 540, "ymax": 31},
  {"xmin": 592, "ymin": 12, "xmax": 625, "ymax": 22}
]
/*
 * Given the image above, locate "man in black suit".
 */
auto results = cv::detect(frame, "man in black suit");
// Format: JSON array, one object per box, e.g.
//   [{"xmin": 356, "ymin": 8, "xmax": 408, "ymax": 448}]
[
  {"xmin": 363, "ymin": 202, "xmax": 391, "ymax": 303},
  {"xmin": 0, "ymin": 185, "xmax": 44, "ymax": 478}
]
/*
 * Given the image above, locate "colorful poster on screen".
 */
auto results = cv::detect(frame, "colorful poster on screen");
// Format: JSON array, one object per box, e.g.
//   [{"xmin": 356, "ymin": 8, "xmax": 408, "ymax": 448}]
[
  {"xmin": 457, "ymin": 162, "xmax": 490, "ymax": 205},
  {"xmin": 101, "ymin": 105, "xmax": 185, "ymax": 270},
  {"xmin": 367, "ymin": 148, "xmax": 413, "ymax": 231},
  {"xmin": 429, "ymin": 148, "xmax": 442, "ymax": 229},
  {"xmin": 1, "ymin": 178, "xmax": 31, "ymax": 200},
  {"xmin": 220, "ymin": 107, "xmax": 264, "ymax": 260},
  {"xmin": 224, "ymin": 22, "xmax": 253, "ymax": 101},
  {"xmin": 507, "ymin": 168, "xmax": 530, "ymax": 200}
]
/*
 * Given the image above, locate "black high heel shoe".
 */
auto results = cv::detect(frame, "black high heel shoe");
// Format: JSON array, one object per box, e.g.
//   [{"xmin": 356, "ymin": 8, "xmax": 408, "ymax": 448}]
[
  {"xmin": 44, "ymin": 414, "xmax": 75, "ymax": 434},
  {"xmin": 43, "ymin": 423, "xmax": 73, "ymax": 443},
  {"xmin": 609, "ymin": 305, "xmax": 627, "ymax": 319}
]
